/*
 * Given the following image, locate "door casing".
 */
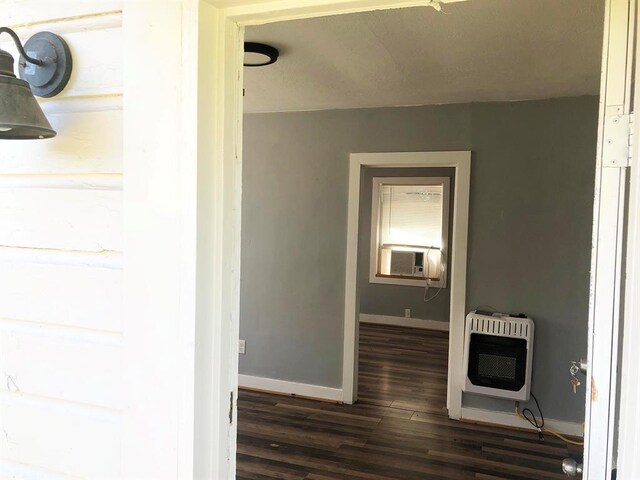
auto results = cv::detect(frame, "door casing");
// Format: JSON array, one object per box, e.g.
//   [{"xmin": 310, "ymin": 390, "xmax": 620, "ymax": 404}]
[
  {"xmin": 191, "ymin": 0, "xmax": 633, "ymax": 478},
  {"xmin": 341, "ymin": 151, "xmax": 470, "ymax": 415}
]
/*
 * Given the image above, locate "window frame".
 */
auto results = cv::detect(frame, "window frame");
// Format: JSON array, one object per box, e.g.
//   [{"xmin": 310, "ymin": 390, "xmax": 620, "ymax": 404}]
[{"xmin": 369, "ymin": 176, "xmax": 451, "ymax": 288}]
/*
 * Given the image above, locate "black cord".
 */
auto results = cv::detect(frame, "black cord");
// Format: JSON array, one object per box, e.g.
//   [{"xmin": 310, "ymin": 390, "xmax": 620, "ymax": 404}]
[{"xmin": 521, "ymin": 392, "xmax": 545, "ymax": 440}]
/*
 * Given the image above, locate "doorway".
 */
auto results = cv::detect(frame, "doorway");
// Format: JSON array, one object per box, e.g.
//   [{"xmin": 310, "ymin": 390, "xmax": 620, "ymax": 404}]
[
  {"xmin": 214, "ymin": 0, "xmax": 632, "ymax": 478},
  {"xmin": 344, "ymin": 152, "xmax": 470, "ymax": 414}
]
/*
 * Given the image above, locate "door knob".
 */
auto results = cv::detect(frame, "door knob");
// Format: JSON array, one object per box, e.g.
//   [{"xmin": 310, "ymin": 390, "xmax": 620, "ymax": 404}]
[{"xmin": 562, "ymin": 458, "xmax": 583, "ymax": 476}]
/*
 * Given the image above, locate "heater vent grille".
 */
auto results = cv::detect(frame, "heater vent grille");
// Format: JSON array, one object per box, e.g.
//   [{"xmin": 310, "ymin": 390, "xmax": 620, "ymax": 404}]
[
  {"xmin": 467, "ymin": 314, "xmax": 532, "ymax": 340},
  {"xmin": 478, "ymin": 353, "xmax": 517, "ymax": 380}
]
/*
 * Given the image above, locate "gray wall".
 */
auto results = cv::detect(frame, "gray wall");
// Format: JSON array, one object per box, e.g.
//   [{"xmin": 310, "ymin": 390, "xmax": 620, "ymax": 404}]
[
  {"xmin": 358, "ymin": 167, "xmax": 455, "ymax": 322},
  {"xmin": 240, "ymin": 96, "xmax": 598, "ymax": 422}
]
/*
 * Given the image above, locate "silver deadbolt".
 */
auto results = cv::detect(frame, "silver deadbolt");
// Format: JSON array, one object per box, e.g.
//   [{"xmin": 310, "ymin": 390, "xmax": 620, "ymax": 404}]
[{"xmin": 578, "ymin": 358, "xmax": 588, "ymax": 374}]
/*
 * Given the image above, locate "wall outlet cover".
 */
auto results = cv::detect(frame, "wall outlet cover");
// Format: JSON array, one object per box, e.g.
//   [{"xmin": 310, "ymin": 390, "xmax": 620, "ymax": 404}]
[
  {"xmin": 404, "ymin": 309, "xmax": 411, "ymax": 318},
  {"xmin": 239, "ymin": 339, "xmax": 246, "ymax": 355}
]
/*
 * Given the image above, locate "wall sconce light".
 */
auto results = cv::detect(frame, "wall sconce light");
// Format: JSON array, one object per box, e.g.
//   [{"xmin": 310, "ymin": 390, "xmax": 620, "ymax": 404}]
[{"xmin": 0, "ymin": 27, "xmax": 73, "ymax": 140}]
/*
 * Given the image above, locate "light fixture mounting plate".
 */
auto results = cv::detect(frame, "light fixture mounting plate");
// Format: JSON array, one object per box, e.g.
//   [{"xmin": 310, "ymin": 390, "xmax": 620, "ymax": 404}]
[{"xmin": 18, "ymin": 32, "xmax": 72, "ymax": 98}]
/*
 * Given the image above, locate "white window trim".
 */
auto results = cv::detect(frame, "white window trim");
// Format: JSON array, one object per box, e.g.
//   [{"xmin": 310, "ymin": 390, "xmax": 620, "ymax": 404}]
[{"xmin": 369, "ymin": 176, "xmax": 450, "ymax": 288}]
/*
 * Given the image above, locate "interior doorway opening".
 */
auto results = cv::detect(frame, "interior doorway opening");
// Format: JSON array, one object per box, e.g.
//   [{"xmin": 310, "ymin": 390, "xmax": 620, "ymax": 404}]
[{"xmin": 344, "ymin": 151, "xmax": 470, "ymax": 413}]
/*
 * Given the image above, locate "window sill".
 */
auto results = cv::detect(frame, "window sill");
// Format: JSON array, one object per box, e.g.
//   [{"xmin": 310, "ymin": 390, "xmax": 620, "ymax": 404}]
[{"xmin": 370, "ymin": 273, "xmax": 446, "ymax": 288}]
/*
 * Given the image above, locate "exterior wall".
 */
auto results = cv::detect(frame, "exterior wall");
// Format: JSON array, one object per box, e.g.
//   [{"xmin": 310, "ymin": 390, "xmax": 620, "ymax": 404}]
[
  {"xmin": 0, "ymin": 3, "xmax": 124, "ymax": 478},
  {"xmin": 1, "ymin": 3, "xmax": 229, "ymax": 478},
  {"xmin": 240, "ymin": 96, "xmax": 598, "ymax": 423}
]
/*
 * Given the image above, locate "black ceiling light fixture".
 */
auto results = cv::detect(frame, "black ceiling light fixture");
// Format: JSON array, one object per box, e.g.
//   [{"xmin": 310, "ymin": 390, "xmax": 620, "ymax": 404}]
[
  {"xmin": 244, "ymin": 42, "xmax": 279, "ymax": 67},
  {"xmin": 0, "ymin": 27, "xmax": 73, "ymax": 140}
]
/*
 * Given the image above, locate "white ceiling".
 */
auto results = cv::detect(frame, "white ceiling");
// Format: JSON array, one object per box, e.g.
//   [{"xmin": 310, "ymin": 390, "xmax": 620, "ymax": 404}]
[{"xmin": 243, "ymin": 0, "xmax": 604, "ymax": 113}]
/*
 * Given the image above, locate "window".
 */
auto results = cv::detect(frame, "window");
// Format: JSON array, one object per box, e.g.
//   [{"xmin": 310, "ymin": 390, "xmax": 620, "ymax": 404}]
[{"xmin": 369, "ymin": 176, "xmax": 450, "ymax": 288}]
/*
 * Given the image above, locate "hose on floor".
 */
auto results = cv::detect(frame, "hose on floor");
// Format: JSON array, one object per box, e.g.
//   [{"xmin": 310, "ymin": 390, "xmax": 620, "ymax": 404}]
[{"xmin": 514, "ymin": 394, "xmax": 584, "ymax": 446}]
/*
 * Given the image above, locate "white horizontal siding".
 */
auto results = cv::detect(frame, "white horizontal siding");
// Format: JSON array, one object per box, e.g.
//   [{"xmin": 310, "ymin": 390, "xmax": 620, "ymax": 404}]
[
  {"xmin": 0, "ymin": 3, "xmax": 125, "ymax": 478},
  {"xmin": 0, "ymin": 27, "xmax": 122, "ymax": 102},
  {"xmin": 0, "ymin": 110, "xmax": 123, "ymax": 174},
  {"xmin": 1, "ymin": 2, "xmax": 121, "ymax": 26},
  {"xmin": 0, "ymin": 327, "xmax": 123, "ymax": 409},
  {"xmin": 0, "ymin": 460, "xmax": 82, "ymax": 480},
  {"xmin": 51, "ymin": 27, "xmax": 122, "ymax": 99},
  {"xmin": 0, "ymin": 259, "xmax": 122, "ymax": 331},
  {"xmin": 0, "ymin": 394, "xmax": 121, "ymax": 479},
  {"xmin": 0, "ymin": 188, "xmax": 122, "ymax": 252}
]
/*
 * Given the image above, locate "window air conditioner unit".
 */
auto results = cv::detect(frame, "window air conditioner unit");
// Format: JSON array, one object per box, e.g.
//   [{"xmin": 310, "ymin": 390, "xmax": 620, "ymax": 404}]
[
  {"xmin": 462, "ymin": 310, "xmax": 534, "ymax": 401},
  {"xmin": 386, "ymin": 249, "xmax": 424, "ymax": 277}
]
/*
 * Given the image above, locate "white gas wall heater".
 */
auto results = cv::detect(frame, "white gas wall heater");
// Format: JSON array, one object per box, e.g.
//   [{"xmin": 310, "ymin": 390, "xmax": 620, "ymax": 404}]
[{"xmin": 462, "ymin": 310, "xmax": 534, "ymax": 401}]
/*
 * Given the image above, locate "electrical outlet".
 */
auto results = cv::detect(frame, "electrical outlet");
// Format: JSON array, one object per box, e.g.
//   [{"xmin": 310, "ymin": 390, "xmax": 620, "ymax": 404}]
[
  {"xmin": 404, "ymin": 308, "xmax": 411, "ymax": 318},
  {"xmin": 239, "ymin": 339, "xmax": 246, "ymax": 355}
]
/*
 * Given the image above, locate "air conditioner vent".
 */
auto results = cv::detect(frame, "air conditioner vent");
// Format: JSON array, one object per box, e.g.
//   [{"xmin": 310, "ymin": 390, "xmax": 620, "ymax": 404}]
[{"xmin": 390, "ymin": 251, "xmax": 415, "ymax": 276}]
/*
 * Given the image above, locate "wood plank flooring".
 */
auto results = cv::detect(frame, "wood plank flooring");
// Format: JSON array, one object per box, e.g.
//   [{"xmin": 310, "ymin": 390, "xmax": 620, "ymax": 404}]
[{"xmin": 237, "ymin": 323, "xmax": 582, "ymax": 479}]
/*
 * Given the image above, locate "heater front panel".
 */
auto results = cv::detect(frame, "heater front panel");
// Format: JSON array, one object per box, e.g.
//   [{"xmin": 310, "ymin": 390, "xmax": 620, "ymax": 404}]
[{"xmin": 467, "ymin": 334, "xmax": 527, "ymax": 392}]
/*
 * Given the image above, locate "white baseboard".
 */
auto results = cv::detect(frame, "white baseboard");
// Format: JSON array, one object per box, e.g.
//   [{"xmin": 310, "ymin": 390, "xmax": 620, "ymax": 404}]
[
  {"xmin": 238, "ymin": 374, "xmax": 343, "ymax": 402},
  {"xmin": 360, "ymin": 313, "xmax": 450, "ymax": 332},
  {"xmin": 461, "ymin": 407, "xmax": 584, "ymax": 437}
]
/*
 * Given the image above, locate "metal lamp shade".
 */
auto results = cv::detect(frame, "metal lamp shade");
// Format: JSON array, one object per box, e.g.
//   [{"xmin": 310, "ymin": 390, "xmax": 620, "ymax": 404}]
[{"xmin": 0, "ymin": 75, "xmax": 56, "ymax": 140}]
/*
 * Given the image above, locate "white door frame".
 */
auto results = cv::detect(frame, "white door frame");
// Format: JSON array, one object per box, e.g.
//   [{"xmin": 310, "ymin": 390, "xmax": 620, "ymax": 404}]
[
  {"xmin": 342, "ymin": 152, "xmax": 470, "ymax": 415},
  {"xmin": 180, "ymin": 0, "xmax": 634, "ymax": 478},
  {"xmin": 617, "ymin": 2, "xmax": 640, "ymax": 473},
  {"xmin": 583, "ymin": 0, "xmax": 635, "ymax": 478}
]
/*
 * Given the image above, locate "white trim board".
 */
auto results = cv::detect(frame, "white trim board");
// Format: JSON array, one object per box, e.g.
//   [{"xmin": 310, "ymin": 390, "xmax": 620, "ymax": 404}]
[
  {"xmin": 360, "ymin": 313, "xmax": 450, "ymax": 332},
  {"xmin": 343, "ymin": 151, "xmax": 471, "ymax": 415},
  {"xmin": 225, "ymin": 0, "xmax": 469, "ymax": 26},
  {"xmin": 368, "ymin": 176, "xmax": 450, "ymax": 289},
  {"xmin": 238, "ymin": 374, "xmax": 343, "ymax": 402},
  {"xmin": 461, "ymin": 407, "xmax": 584, "ymax": 438},
  {"xmin": 617, "ymin": 4, "xmax": 640, "ymax": 474},
  {"xmin": 583, "ymin": 0, "xmax": 634, "ymax": 477}
]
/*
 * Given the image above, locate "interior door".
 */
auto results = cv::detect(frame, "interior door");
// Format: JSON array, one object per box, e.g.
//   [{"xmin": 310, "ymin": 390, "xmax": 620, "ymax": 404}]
[{"xmin": 583, "ymin": 0, "xmax": 635, "ymax": 478}]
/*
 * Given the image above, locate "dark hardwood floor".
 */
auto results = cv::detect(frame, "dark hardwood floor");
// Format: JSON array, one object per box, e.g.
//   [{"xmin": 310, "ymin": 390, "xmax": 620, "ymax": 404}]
[{"xmin": 237, "ymin": 323, "xmax": 582, "ymax": 479}]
